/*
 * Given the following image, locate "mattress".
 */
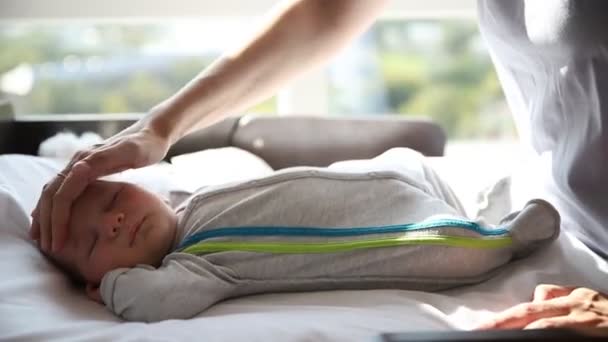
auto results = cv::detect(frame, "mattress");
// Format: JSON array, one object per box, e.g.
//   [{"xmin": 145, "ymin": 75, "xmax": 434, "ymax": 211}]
[{"xmin": 1, "ymin": 150, "xmax": 607, "ymax": 341}]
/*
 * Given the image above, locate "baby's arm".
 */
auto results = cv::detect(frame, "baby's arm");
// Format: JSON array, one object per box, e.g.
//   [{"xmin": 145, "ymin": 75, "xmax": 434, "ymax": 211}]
[{"xmin": 100, "ymin": 254, "xmax": 237, "ymax": 322}]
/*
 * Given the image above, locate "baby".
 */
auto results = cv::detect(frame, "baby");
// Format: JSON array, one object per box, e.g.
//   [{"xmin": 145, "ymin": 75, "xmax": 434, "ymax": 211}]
[
  {"xmin": 43, "ymin": 148, "xmax": 560, "ymax": 322},
  {"xmin": 45, "ymin": 179, "xmax": 179, "ymax": 303}
]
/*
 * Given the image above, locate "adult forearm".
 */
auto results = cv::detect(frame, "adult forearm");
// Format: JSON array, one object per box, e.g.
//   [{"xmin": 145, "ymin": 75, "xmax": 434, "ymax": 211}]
[{"xmin": 142, "ymin": 0, "xmax": 387, "ymax": 144}]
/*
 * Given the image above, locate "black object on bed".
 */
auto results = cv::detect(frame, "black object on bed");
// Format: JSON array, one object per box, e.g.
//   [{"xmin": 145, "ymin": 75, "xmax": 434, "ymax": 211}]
[{"xmin": 378, "ymin": 327, "xmax": 608, "ymax": 341}]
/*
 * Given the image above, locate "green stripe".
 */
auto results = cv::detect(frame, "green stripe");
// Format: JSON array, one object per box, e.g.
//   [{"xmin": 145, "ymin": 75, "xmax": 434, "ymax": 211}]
[{"xmin": 180, "ymin": 235, "xmax": 513, "ymax": 254}]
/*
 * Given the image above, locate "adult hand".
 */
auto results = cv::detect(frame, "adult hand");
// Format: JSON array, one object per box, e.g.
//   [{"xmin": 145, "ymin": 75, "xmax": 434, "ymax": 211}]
[
  {"xmin": 30, "ymin": 123, "xmax": 171, "ymax": 253},
  {"xmin": 476, "ymin": 284, "xmax": 608, "ymax": 330}
]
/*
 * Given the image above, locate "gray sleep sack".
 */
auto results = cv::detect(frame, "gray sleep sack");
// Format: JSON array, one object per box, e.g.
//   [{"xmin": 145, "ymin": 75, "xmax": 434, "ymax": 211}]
[{"xmin": 100, "ymin": 165, "xmax": 560, "ymax": 322}]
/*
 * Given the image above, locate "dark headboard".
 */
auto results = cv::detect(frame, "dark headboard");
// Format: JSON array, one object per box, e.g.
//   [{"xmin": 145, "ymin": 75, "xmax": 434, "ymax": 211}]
[{"xmin": 0, "ymin": 112, "xmax": 445, "ymax": 169}]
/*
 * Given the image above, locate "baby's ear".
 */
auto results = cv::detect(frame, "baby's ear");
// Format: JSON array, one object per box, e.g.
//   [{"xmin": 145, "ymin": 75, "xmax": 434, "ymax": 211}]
[{"xmin": 85, "ymin": 283, "xmax": 103, "ymax": 304}]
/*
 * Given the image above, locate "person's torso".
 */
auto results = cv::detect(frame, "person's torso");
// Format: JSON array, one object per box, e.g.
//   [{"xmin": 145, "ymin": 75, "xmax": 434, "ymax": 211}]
[{"xmin": 478, "ymin": 0, "xmax": 608, "ymax": 256}]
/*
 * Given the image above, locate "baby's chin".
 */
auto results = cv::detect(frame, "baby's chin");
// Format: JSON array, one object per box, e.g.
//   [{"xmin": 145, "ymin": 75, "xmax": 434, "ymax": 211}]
[
  {"xmin": 133, "ymin": 231, "xmax": 175, "ymax": 268},
  {"xmin": 153, "ymin": 211, "xmax": 179, "ymax": 258}
]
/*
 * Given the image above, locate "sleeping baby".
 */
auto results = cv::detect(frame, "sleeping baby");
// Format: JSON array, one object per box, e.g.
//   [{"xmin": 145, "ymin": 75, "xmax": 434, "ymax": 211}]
[{"xmin": 41, "ymin": 148, "xmax": 560, "ymax": 322}]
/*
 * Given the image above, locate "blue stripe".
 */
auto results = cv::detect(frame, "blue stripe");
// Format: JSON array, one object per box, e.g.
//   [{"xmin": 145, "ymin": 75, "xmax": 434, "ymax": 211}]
[{"xmin": 176, "ymin": 219, "xmax": 507, "ymax": 251}]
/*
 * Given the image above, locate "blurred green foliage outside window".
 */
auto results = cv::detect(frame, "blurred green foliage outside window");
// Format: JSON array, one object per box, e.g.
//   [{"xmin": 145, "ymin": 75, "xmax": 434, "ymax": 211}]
[
  {"xmin": 328, "ymin": 20, "xmax": 515, "ymax": 139},
  {"xmin": 0, "ymin": 19, "xmax": 515, "ymax": 139}
]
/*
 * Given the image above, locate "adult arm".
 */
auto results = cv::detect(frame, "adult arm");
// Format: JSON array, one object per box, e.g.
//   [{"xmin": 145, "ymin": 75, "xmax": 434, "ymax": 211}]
[
  {"xmin": 31, "ymin": 0, "xmax": 388, "ymax": 253},
  {"xmin": 146, "ymin": 0, "xmax": 389, "ymax": 145}
]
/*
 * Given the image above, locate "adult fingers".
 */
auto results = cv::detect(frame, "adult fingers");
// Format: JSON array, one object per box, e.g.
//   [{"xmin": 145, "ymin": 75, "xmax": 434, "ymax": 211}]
[
  {"xmin": 476, "ymin": 301, "xmax": 570, "ymax": 330},
  {"xmin": 533, "ymin": 284, "xmax": 576, "ymax": 303},
  {"xmin": 569, "ymin": 287, "xmax": 605, "ymax": 300},
  {"xmin": 30, "ymin": 153, "xmax": 76, "ymax": 245},
  {"xmin": 49, "ymin": 145, "xmax": 133, "ymax": 252},
  {"xmin": 524, "ymin": 313, "xmax": 603, "ymax": 329},
  {"xmin": 36, "ymin": 176, "xmax": 64, "ymax": 252},
  {"xmin": 80, "ymin": 142, "xmax": 136, "ymax": 178},
  {"xmin": 40, "ymin": 152, "xmax": 91, "ymax": 249},
  {"xmin": 48, "ymin": 162, "xmax": 91, "ymax": 252},
  {"xmin": 569, "ymin": 287, "xmax": 608, "ymax": 313},
  {"xmin": 30, "ymin": 207, "xmax": 40, "ymax": 240}
]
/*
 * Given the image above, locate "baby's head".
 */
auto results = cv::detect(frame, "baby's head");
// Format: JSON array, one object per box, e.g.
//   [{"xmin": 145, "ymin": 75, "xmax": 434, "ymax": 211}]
[{"xmin": 43, "ymin": 180, "xmax": 178, "ymax": 302}]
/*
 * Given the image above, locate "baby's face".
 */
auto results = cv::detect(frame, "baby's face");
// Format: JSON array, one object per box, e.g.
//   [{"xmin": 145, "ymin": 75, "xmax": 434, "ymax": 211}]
[{"xmin": 49, "ymin": 180, "xmax": 177, "ymax": 289}]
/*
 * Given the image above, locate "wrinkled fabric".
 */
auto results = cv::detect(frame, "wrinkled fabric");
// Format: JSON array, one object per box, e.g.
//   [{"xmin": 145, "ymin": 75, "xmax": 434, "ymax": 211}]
[
  {"xmin": 478, "ymin": 0, "xmax": 608, "ymax": 257},
  {"xmin": 100, "ymin": 149, "xmax": 559, "ymax": 322}
]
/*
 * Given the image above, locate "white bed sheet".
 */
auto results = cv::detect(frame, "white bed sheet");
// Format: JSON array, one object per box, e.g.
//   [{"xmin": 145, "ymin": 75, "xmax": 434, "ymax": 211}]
[{"xmin": 1, "ymin": 153, "xmax": 607, "ymax": 342}]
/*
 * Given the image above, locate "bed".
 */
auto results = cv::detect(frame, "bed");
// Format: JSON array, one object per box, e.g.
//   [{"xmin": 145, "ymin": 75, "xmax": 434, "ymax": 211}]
[{"xmin": 1, "ymin": 114, "xmax": 607, "ymax": 341}]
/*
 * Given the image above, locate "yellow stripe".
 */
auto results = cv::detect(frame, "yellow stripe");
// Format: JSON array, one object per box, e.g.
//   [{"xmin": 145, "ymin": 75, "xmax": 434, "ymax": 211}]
[{"xmin": 181, "ymin": 235, "xmax": 513, "ymax": 254}]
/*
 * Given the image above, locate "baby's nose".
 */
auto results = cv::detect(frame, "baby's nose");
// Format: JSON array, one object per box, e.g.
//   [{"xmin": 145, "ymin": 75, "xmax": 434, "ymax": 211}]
[{"xmin": 103, "ymin": 212, "xmax": 125, "ymax": 238}]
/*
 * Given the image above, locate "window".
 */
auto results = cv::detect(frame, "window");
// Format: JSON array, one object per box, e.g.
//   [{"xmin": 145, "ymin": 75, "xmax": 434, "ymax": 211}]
[
  {"xmin": 327, "ymin": 19, "xmax": 515, "ymax": 140},
  {"xmin": 0, "ymin": 20, "xmax": 276, "ymax": 116},
  {"xmin": 1, "ymin": 0, "xmax": 516, "ymax": 143}
]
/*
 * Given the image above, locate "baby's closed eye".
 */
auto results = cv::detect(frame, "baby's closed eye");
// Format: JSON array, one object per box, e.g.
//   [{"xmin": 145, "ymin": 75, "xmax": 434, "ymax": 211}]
[{"xmin": 104, "ymin": 187, "xmax": 122, "ymax": 212}]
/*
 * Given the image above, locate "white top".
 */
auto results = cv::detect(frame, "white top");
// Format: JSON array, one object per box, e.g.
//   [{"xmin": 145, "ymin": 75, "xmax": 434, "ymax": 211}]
[{"xmin": 478, "ymin": 0, "xmax": 608, "ymax": 257}]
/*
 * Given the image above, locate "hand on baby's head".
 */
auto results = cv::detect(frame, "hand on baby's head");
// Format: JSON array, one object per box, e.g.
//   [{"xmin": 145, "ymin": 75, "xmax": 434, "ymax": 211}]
[{"xmin": 40, "ymin": 180, "xmax": 178, "ymax": 302}]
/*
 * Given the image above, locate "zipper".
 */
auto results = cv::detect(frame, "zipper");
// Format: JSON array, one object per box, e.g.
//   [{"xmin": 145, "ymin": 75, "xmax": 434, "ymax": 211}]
[
  {"xmin": 176, "ymin": 218, "xmax": 508, "ymax": 252},
  {"xmin": 180, "ymin": 235, "xmax": 513, "ymax": 255}
]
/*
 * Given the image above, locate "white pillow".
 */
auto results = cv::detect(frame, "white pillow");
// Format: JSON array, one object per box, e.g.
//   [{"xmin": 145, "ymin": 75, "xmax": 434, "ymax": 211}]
[
  {"xmin": 425, "ymin": 156, "xmax": 514, "ymax": 219},
  {"xmin": 0, "ymin": 154, "xmax": 175, "ymax": 217},
  {"xmin": 0, "ymin": 147, "xmax": 273, "ymax": 232},
  {"xmin": 37, "ymin": 131, "xmax": 103, "ymax": 159},
  {"xmin": 0, "ymin": 154, "xmax": 65, "ymax": 216},
  {"xmin": 170, "ymin": 147, "xmax": 274, "ymax": 193}
]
